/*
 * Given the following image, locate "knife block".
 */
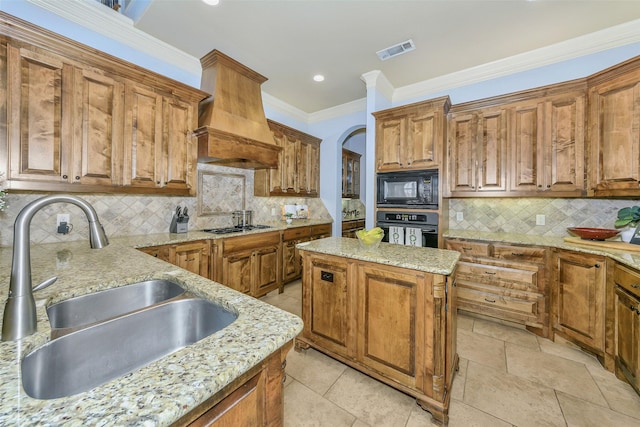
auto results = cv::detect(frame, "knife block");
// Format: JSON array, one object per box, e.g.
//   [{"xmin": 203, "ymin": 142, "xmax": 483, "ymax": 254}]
[{"xmin": 169, "ymin": 214, "xmax": 188, "ymax": 233}]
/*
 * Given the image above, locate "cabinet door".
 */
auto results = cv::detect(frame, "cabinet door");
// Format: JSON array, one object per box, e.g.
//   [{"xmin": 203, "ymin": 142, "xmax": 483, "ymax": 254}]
[
  {"xmin": 71, "ymin": 67, "xmax": 124, "ymax": 187},
  {"xmin": 553, "ymin": 250, "xmax": 606, "ymax": 353},
  {"xmin": 509, "ymin": 102, "xmax": 544, "ymax": 193},
  {"xmin": 282, "ymin": 135, "xmax": 297, "ymax": 192},
  {"xmin": 615, "ymin": 286, "xmax": 640, "ymax": 391},
  {"xmin": 282, "ymin": 240, "xmax": 301, "ymax": 283},
  {"xmin": 252, "ymin": 244, "xmax": 280, "ymax": 297},
  {"xmin": 376, "ymin": 116, "xmax": 405, "ymax": 172},
  {"xmin": 162, "ymin": 96, "xmax": 195, "ymax": 194},
  {"xmin": 6, "ymin": 45, "xmax": 73, "ymax": 185},
  {"xmin": 448, "ymin": 112, "xmax": 477, "ymax": 193},
  {"xmin": 301, "ymin": 254, "xmax": 353, "ymax": 356},
  {"xmin": 544, "ymin": 94, "xmax": 585, "ymax": 194},
  {"xmin": 356, "ymin": 263, "xmax": 426, "ymax": 387},
  {"xmin": 476, "ymin": 108, "xmax": 507, "ymax": 192},
  {"xmin": 406, "ymin": 109, "xmax": 441, "ymax": 169},
  {"xmin": 138, "ymin": 245, "xmax": 171, "ymax": 263},
  {"xmin": 123, "ymin": 84, "xmax": 162, "ymax": 189},
  {"xmin": 588, "ymin": 71, "xmax": 640, "ymax": 196},
  {"xmin": 222, "ymin": 250, "xmax": 253, "ymax": 294},
  {"xmin": 172, "ymin": 241, "xmax": 210, "ymax": 279},
  {"xmin": 305, "ymin": 140, "xmax": 320, "ymax": 196}
]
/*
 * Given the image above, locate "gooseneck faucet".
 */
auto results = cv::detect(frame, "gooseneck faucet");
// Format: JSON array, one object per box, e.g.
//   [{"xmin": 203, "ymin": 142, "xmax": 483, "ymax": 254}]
[{"xmin": 1, "ymin": 195, "xmax": 109, "ymax": 341}]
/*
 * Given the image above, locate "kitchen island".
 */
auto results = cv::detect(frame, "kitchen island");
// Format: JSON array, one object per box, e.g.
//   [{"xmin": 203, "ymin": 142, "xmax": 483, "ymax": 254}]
[
  {"xmin": 0, "ymin": 237, "xmax": 303, "ymax": 425},
  {"xmin": 296, "ymin": 237, "xmax": 459, "ymax": 425}
]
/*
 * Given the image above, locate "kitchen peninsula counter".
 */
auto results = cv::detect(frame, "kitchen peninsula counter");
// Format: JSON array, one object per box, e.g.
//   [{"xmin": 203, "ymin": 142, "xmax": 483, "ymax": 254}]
[
  {"xmin": 296, "ymin": 237, "xmax": 459, "ymax": 424},
  {"xmin": 0, "ymin": 238, "xmax": 303, "ymax": 425}
]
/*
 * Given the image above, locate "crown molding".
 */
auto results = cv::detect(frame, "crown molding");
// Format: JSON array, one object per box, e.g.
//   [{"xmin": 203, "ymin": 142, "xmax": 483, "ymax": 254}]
[
  {"xmin": 393, "ymin": 18, "xmax": 640, "ymax": 104},
  {"xmin": 308, "ymin": 98, "xmax": 367, "ymax": 124},
  {"xmin": 24, "ymin": 0, "xmax": 201, "ymax": 77}
]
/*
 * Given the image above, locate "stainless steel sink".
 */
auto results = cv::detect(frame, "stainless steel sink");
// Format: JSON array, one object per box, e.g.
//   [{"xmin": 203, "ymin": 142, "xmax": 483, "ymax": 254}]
[
  {"xmin": 47, "ymin": 279, "xmax": 185, "ymax": 330},
  {"xmin": 22, "ymin": 298, "xmax": 237, "ymax": 399}
]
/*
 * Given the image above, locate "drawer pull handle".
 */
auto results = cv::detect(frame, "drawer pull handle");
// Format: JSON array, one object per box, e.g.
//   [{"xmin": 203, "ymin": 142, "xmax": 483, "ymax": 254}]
[
  {"xmin": 511, "ymin": 252, "xmax": 525, "ymax": 257},
  {"xmin": 484, "ymin": 272, "xmax": 496, "ymax": 275},
  {"xmin": 485, "ymin": 298, "xmax": 496, "ymax": 303},
  {"xmin": 186, "ymin": 258, "xmax": 196, "ymax": 262},
  {"xmin": 462, "ymin": 247, "xmax": 473, "ymax": 251},
  {"xmin": 632, "ymin": 284, "xmax": 640, "ymax": 289}
]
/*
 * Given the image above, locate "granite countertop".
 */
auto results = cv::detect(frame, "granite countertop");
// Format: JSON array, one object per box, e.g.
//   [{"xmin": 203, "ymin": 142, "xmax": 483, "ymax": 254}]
[
  {"xmin": 0, "ymin": 233, "xmax": 306, "ymax": 425},
  {"xmin": 444, "ymin": 229, "xmax": 640, "ymax": 270},
  {"xmin": 297, "ymin": 237, "xmax": 459, "ymax": 276},
  {"xmin": 115, "ymin": 219, "xmax": 333, "ymax": 249}
]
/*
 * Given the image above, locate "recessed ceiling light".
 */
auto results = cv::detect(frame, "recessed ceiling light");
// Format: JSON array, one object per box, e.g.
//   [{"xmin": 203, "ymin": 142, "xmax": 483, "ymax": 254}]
[
  {"xmin": 313, "ymin": 74, "xmax": 325, "ymax": 82},
  {"xmin": 202, "ymin": 0, "xmax": 220, "ymax": 5}
]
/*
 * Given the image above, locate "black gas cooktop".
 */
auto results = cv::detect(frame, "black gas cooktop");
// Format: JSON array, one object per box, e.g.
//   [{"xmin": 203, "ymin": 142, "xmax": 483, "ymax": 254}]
[{"xmin": 202, "ymin": 224, "xmax": 273, "ymax": 234}]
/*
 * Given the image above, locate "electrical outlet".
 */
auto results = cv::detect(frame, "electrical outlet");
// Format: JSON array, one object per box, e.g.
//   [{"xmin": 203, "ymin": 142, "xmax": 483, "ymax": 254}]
[
  {"xmin": 271, "ymin": 207, "xmax": 277, "ymax": 216},
  {"xmin": 456, "ymin": 212, "xmax": 463, "ymax": 221},
  {"xmin": 57, "ymin": 214, "xmax": 70, "ymax": 227},
  {"xmin": 536, "ymin": 214, "xmax": 545, "ymax": 226}
]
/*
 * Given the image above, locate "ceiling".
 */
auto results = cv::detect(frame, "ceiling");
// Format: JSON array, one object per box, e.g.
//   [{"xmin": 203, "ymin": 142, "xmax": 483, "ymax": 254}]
[{"xmin": 131, "ymin": 0, "xmax": 640, "ymax": 114}]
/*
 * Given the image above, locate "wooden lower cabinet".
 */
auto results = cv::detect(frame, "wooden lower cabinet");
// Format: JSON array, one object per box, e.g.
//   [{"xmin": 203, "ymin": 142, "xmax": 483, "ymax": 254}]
[
  {"xmin": 175, "ymin": 341, "xmax": 292, "ymax": 427},
  {"xmin": 296, "ymin": 251, "xmax": 456, "ymax": 424},
  {"xmin": 218, "ymin": 231, "xmax": 281, "ymax": 298},
  {"xmin": 341, "ymin": 219, "xmax": 365, "ymax": 238},
  {"xmin": 281, "ymin": 223, "xmax": 332, "ymax": 285},
  {"xmin": 552, "ymin": 249, "xmax": 608, "ymax": 357},
  {"xmin": 613, "ymin": 263, "xmax": 640, "ymax": 393},
  {"xmin": 445, "ymin": 238, "xmax": 548, "ymax": 337},
  {"xmin": 138, "ymin": 240, "xmax": 210, "ymax": 278}
]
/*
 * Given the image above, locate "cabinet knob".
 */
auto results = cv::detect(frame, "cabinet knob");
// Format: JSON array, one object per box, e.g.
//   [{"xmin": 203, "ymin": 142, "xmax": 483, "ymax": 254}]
[
  {"xmin": 75, "ymin": 176, "xmax": 80, "ymax": 180},
  {"xmin": 594, "ymin": 264, "xmax": 601, "ymax": 268},
  {"xmin": 62, "ymin": 174, "xmax": 68, "ymax": 179},
  {"xmin": 632, "ymin": 284, "xmax": 640, "ymax": 289},
  {"xmin": 547, "ymin": 185, "xmax": 551, "ymax": 188}
]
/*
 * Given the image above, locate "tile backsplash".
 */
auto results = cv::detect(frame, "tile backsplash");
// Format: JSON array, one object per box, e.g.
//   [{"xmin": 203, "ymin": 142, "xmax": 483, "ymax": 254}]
[
  {"xmin": 447, "ymin": 197, "xmax": 640, "ymax": 236},
  {"xmin": 0, "ymin": 164, "xmax": 331, "ymax": 247}
]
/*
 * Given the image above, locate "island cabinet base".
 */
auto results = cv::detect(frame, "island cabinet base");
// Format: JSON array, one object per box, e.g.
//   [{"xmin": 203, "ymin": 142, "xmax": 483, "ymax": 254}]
[
  {"xmin": 173, "ymin": 341, "xmax": 292, "ymax": 427},
  {"xmin": 296, "ymin": 251, "xmax": 457, "ymax": 425}
]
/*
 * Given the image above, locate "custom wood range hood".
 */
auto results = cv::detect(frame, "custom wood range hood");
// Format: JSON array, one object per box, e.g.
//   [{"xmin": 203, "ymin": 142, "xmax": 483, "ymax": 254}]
[{"xmin": 194, "ymin": 50, "xmax": 281, "ymax": 169}]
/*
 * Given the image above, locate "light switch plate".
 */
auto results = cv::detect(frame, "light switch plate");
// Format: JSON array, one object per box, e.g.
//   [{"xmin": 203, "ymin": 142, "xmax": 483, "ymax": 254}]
[
  {"xmin": 57, "ymin": 214, "xmax": 70, "ymax": 227},
  {"xmin": 456, "ymin": 212, "xmax": 463, "ymax": 221}
]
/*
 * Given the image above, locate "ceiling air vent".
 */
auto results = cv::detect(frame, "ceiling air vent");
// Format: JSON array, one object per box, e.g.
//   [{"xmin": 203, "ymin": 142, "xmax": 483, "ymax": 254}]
[{"xmin": 376, "ymin": 39, "xmax": 416, "ymax": 61}]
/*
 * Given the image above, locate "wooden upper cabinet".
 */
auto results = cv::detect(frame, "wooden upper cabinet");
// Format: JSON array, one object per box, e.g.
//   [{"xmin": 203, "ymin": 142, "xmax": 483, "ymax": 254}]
[
  {"xmin": 448, "ymin": 82, "xmax": 586, "ymax": 197},
  {"xmin": 447, "ymin": 107, "xmax": 507, "ymax": 194},
  {"xmin": 254, "ymin": 120, "xmax": 321, "ymax": 197},
  {"xmin": 0, "ymin": 15, "xmax": 207, "ymax": 194},
  {"xmin": 374, "ymin": 96, "xmax": 450, "ymax": 172},
  {"xmin": 588, "ymin": 59, "xmax": 640, "ymax": 197},
  {"xmin": 342, "ymin": 148, "xmax": 361, "ymax": 198},
  {"xmin": 72, "ymin": 68, "xmax": 123, "ymax": 187},
  {"xmin": 6, "ymin": 45, "xmax": 73, "ymax": 186}
]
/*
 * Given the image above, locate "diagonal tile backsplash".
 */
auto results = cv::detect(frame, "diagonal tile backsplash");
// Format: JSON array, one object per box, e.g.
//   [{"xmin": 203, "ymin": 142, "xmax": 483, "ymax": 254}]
[
  {"xmin": 0, "ymin": 163, "xmax": 331, "ymax": 247},
  {"xmin": 447, "ymin": 197, "xmax": 640, "ymax": 236}
]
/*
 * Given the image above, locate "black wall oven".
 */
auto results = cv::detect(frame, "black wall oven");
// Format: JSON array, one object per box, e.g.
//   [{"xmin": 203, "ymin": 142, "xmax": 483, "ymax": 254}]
[
  {"xmin": 376, "ymin": 211, "xmax": 439, "ymax": 248},
  {"xmin": 376, "ymin": 169, "xmax": 438, "ymax": 209}
]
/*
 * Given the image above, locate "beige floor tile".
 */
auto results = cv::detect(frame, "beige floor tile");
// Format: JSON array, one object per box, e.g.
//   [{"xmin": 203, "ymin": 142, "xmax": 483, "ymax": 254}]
[
  {"xmin": 284, "ymin": 379, "xmax": 356, "ymax": 427},
  {"xmin": 536, "ymin": 334, "xmax": 601, "ymax": 368},
  {"xmin": 506, "ymin": 342, "xmax": 607, "ymax": 406},
  {"xmin": 456, "ymin": 313, "xmax": 475, "ymax": 331},
  {"xmin": 447, "ymin": 398, "xmax": 513, "ymax": 427},
  {"xmin": 261, "ymin": 293, "xmax": 302, "ymax": 317},
  {"xmin": 324, "ymin": 367, "xmax": 416, "ymax": 427},
  {"xmin": 450, "ymin": 358, "xmax": 468, "ymax": 401},
  {"xmin": 281, "ymin": 279, "xmax": 302, "ymax": 299},
  {"xmin": 586, "ymin": 364, "xmax": 640, "ymax": 419},
  {"xmin": 352, "ymin": 420, "xmax": 372, "ymax": 427},
  {"xmin": 285, "ymin": 347, "xmax": 347, "ymax": 395},
  {"xmin": 557, "ymin": 391, "xmax": 640, "ymax": 427},
  {"xmin": 472, "ymin": 318, "xmax": 540, "ymax": 350},
  {"xmin": 457, "ymin": 328, "xmax": 507, "ymax": 371},
  {"xmin": 464, "ymin": 360, "xmax": 565, "ymax": 427}
]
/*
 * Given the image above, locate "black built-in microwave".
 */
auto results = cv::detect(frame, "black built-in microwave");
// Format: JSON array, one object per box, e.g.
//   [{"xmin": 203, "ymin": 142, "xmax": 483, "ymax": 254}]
[{"xmin": 376, "ymin": 169, "xmax": 438, "ymax": 209}]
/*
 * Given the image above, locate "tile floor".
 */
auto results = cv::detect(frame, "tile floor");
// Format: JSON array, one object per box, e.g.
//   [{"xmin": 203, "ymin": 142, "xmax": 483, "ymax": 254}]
[{"xmin": 261, "ymin": 280, "xmax": 640, "ymax": 427}]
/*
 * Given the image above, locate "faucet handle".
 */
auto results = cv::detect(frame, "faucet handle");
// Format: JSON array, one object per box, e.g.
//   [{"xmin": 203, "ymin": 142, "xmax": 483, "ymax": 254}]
[{"xmin": 33, "ymin": 276, "xmax": 58, "ymax": 292}]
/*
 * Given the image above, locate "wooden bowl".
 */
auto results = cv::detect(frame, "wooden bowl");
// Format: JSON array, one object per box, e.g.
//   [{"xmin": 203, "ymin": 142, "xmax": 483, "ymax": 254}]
[{"xmin": 567, "ymin": 227, "xmax": 621, "ymax": 241}]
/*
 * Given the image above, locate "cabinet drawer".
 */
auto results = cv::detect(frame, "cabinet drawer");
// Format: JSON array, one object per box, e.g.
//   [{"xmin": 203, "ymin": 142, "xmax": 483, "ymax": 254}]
[
  {"xmin": 311, "ymin": 223, "xmax": 332, "ymax": 237},
  {"xmin": 224, "ymin": 231, "xmax": 281, "ymax": 253},
  {"xmin": 492, "ymin": 244, "xmax": 547, "ymax": 264},
  {"xmin": 457, "ymin": 261, "xmax": 538, "ymax": 292},
  {"xmin": 457, "ymin": 285, "xmax": 540, "ymax": 321},
  {"xmin": 283, "ymin": 226, "xmax": 311, "ymax": 241},
  {"xmin": 614, "ymin": 264, "xmax": 640, "ymax": 298},
  {"xmin": 445, "ymin": 239, "xmax": 491, "ymax": 257}
]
